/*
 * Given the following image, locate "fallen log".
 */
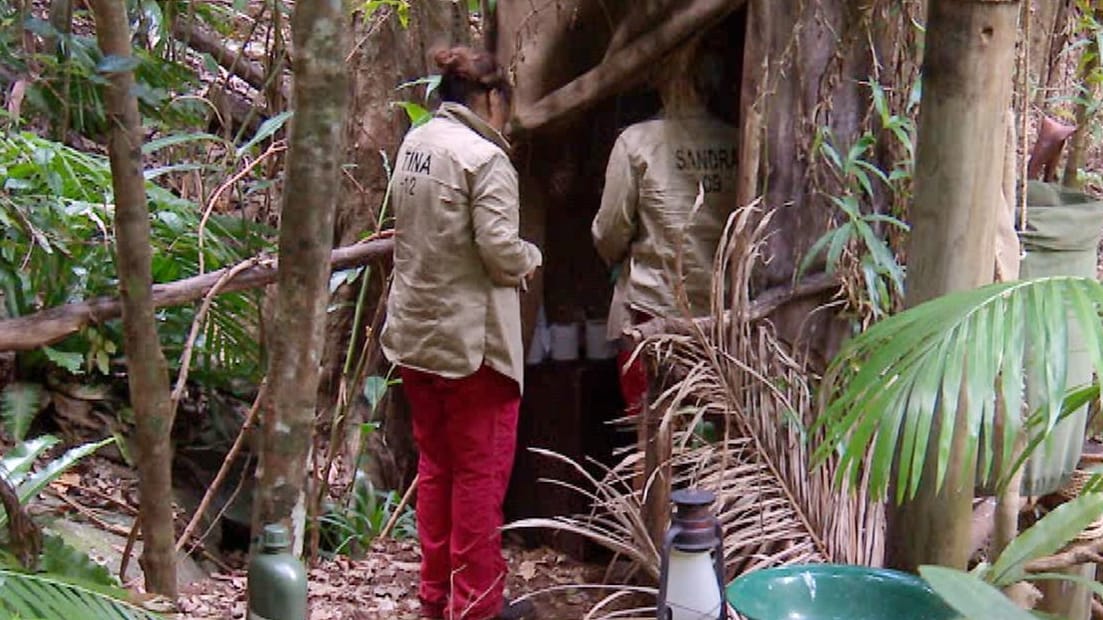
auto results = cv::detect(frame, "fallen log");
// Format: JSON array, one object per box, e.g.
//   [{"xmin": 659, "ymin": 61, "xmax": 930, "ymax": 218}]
[
  {"xmin": 208, "ymin": 85, "xmax": 266, "ymax": 137},
  {"xmin": 171, "ymin": 17, "xmax": 272, "ymax": 94},
  {"xmin": 0, "ymin": 236, "xmax": 394, "ymax": 352},
  {"xmin": 626, "ymin": 271, "xmax": 839, "ymax": 342}
]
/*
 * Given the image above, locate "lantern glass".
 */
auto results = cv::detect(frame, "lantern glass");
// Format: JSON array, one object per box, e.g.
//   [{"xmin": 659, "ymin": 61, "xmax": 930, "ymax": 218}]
[
  {"xmin": 657, "ymin": 488, "xmax": 727, "ymax": 620},
  {"xmin": 664, "ymin": 548, "xmax": 724, "ymax": 620}
]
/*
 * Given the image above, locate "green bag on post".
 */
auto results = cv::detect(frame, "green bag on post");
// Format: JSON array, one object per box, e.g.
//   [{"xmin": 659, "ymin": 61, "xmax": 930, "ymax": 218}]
[{"xmin": 1020, "ymin": 181, "xmax": 1103, "ymax": 496}]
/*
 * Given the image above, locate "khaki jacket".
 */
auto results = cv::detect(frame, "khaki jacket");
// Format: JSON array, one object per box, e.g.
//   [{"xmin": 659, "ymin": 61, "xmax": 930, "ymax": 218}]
[
  {"xmin": 381, "ymin": 103, "xmax": 542, "ymax": 389},
  {"xmin": 592, "ymin": 111, "xmax": 739, "ymax": 339}
]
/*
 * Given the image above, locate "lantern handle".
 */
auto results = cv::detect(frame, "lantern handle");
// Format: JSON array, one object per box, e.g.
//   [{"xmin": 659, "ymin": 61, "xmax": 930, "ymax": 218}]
[{"xmin": 655, "ymin": 523, "xmax": 681, "ymax": 620}]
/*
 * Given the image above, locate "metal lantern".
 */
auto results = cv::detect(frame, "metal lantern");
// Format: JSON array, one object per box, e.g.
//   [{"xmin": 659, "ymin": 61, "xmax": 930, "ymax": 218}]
[{"xmin": 656, "ymin": 488, "xmax": 727, "ymax": 620}]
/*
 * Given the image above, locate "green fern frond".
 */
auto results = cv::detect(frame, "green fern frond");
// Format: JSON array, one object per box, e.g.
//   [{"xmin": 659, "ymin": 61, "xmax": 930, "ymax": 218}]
[
  {"xmin": 814, "ymin": 276, "xmax": 1103, "ymax": 502},
  {"xmin": 0, "ymin": 384, "xmax": 47, "ymax": 443},
  {"xmin": 0, "ymin": 436, "xmax": 60, "ymax": 487},
  {"xmin": 0, "ymin": 569, "xmax": 163, "ymax": 619},
  {"xmin": 0, "ymin": 437, "xmax": 113, "ymax": 529}
]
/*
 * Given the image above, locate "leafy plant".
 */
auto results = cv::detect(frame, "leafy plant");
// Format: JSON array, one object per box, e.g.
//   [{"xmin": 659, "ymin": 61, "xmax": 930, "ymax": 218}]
[
  {"xmin": 392, "ymin": 75, "xmax": 442, "ymax": 128},
  {"xmin": 920, "ymin": 492, "xmax": 1103, "ymax": 618},
  {"xmin": 318, "ymin": 472, "xmax": 415, "ymax": 556},
  {"xmin": 362, "ymin": 374, "xmax": 400, "ymax": 414},
  {"xmin": 814, "ymin": 276, "xmax": 1103, "ymax": 503},
  {"xmin": 0, "ymin": 568, "xmax": 163, "ymax": 619},
  {"xmin": 36, "ymin": 534, "xmax": 118, "ymax": 587},
  {"xmin": 0, "ymin": 131, "xmax": 271, "ymax": 388},
  {"xmin": 10, "ymin": 10, "xmax": 204, "ymax": 136},
  {"xmin": 0, "ymin": 436, "xmax": 149, "ymax": 619},
  {"xmin": 364, "ymin": 0, "xmax": 409, "ymax": 27},
  {"xmin": 804, "ymin": 81, "xmax": 915, "ymax": 320},
  {"xmin": 920, "ymin": 566, "xmax": 1036, "ymax": 620},
  {"xmin": 0, "ymin": 383, "xmax": 47, "ymax": 442},
  {"xmin": 0, "ymin": 435, "xmax": 114, "ymax": 528},
  {"xmin": 801, "ymin": 189, "xmax": 908, "ymax": 319}
]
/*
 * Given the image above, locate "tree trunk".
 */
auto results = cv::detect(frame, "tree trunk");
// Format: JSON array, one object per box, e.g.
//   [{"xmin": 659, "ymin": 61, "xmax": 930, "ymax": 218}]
[
  {"xmin": 1062, "ymin": 6, "xmax": 1102, "ymax": 190},
  {"xmin": 251, "ymin": 0, "xmax": 349, "ymax": 554},
  {"xmin": 47, "ymin": 0, "xmax": 73, "ymax": 140},
  {"xmin": 1028, "ymin": 0, "xmax": 1069, "ymax": 110},
  {"xmin": 317, "ymin": 2, "xmax": 468, "ymax": 492},
  {"xmin": 886, "ymin": 0, "xmax": 1018, "ymax": 572},
  {"xmin": 88, "ymin": 0, "xmax": 177, "ymax": 596},
  {"xmin": 1042, "ymin": 1, "xmax": 1076, "ymax": 106}
]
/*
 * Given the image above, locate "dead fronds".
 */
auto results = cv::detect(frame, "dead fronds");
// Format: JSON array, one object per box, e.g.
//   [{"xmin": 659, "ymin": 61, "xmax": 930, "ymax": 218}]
[{"xmin": 508, "ymin": 206, "xmax": 884, "ymax": 617}]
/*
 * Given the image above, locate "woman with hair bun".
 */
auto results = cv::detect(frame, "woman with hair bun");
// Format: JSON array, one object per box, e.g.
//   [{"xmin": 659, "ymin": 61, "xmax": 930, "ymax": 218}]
[{"xmin": 381, "ymin": 46, "xmax": 540, "ymax": 620}]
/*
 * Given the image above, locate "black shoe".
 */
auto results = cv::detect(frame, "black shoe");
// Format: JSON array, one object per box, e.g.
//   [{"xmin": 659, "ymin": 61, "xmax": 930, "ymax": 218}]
[{"xmin": 494, "ymin": 598, "xmax": 535, "ymax": 620}]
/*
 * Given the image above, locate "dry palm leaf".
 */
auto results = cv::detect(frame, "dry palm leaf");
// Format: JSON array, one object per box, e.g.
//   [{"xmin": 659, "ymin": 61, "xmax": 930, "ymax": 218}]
[{"xmin": 510, "ymin": 206, "xmax": 884, "ymax": 610}]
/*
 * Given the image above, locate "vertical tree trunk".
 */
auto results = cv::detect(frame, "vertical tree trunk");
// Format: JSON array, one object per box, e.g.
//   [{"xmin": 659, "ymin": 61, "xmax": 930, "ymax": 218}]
[
  {"xmin": 46, "ymin": 0, "xmax": 72, "ymax": 52},
  {"xmin": 251, "ymin": 0, "xmax": 349, "ymax": 554},
  {"xmin": 317, "ymin": 2, "xmax": 467, "ymax": 493},
  {"xmin": 1062, "ymin": 6, "xmax": 1102, "ymax": 189},
  {"xmin": 886, "ymin": 0, "xmax": 1019, "ymax": 572},
  {"xmin": 48, "ymin": 0, "xmax": 73, "ymax": 140},
  {"xmin": 1028, "ymin": 0, "xmax": 1068, "ymax": 110},
  {"xmin": 89, "ymin": 0, "xmax": 177, "ymax": 596},
  {"xmin": 1043, "ymin": 1, "xmax": 1076, "ymax": 104},
  {"xmin": 735, "ymin": 0, "xmax": 768, "ymax": 211}
]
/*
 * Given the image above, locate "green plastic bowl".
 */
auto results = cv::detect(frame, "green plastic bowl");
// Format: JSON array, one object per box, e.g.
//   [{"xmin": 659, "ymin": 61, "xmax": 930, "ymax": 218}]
[{"xmin": 725, "ymin": 564, "xmax": 959, "ymax": 620}]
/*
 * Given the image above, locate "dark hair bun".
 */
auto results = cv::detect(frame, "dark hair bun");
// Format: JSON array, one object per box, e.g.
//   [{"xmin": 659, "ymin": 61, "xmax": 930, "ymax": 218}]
[
  {"xmin": 433, "ymin": 48, "xmax": 462, "ymax": 73},
  {"xmin": 432, "ymin": 46, "xmax": 510, "ymax": 104}
]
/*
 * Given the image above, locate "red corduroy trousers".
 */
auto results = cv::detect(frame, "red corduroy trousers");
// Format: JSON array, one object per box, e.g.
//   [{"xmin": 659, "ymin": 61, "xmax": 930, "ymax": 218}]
[
  {"xmin": 400, "ymin": 365, "xmax": 520, "ymax": 620},
  {"xmin": 618, "ymin": 310, "xmax": 654, "ymax": 417},
  {"xmin": 617, "ymin": 348, "xmax": 648, "ymax": 417}
]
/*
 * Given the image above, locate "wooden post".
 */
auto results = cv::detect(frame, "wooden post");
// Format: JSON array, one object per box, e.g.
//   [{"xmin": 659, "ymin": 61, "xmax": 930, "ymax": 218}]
[
  {"xmin": 640, "ymin": 359, "xmax": 673, "ymax": 552},
  {"xmin": 885, "ymin": 0, "xmax": 1019, "ymax": 572}
]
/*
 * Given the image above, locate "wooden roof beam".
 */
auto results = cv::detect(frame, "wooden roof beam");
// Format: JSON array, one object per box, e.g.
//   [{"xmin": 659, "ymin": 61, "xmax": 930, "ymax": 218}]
[{"xmin": 511, "ymin": 0, "xmax": 746, "ymax": 133}]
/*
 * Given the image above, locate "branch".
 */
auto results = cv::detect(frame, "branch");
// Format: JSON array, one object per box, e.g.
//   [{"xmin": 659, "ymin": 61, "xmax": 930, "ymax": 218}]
[
  {"xmin": 1025, "ymin": 535, "xmax": 1103, "ymax": 573},
  {"xmin": 627, "ymin": 272, "xmax": 839, "ymax": 342},
  {"xmin": 0, "ymin": 235, "xmax": 394, "ymax": 352},
  {"xmin": 512, "ymin": 0, "xmax": 746, "ymax": 132},
  {"xmin": 603, "ymin": 0, "xmax": 674, "ymax": 59}
]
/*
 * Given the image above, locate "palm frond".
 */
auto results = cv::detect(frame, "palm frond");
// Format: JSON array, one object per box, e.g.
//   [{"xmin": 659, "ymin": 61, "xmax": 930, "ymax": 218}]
[
  {"xmin": 0, "ymin": 569, "xmax": 163, "ymax": 619},
  {"xmin": 813, "ymin": 276, "xmax": 1103, "ymax": 502},
  {"xmin": 655, "ymin": 206, "xmax": 882, "ymax": 571}
]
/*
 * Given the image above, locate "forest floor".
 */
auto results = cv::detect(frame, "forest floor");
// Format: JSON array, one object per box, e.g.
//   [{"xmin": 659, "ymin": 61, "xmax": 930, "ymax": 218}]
[
  {"xmin": 42, "ymin": 453, "xmax": 616, "ymax": 620},
  {"xmin": 174, "ymin": 540, "xmax": 610, "ymax": 619}
]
